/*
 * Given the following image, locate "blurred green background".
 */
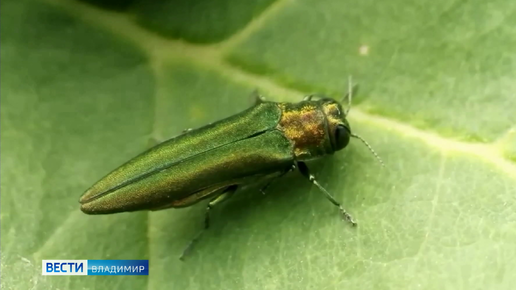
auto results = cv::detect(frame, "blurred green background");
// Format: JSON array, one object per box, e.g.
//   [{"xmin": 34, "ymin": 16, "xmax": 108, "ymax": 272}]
[{"xmin": 1, "ymin": 0, "xmax": 515, "ymax": 289}]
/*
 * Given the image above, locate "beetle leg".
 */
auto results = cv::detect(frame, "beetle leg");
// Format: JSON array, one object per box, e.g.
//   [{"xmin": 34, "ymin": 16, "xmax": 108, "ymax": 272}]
[
  {"xmin": 250, "ymin": 89, "xmax": 266, "ymax": 104},
  {"xmin": 259, "ymin": 166, "xmax": 295, "ymax": 195},
  {"xmin": 180, "ymin": 185, "xmax": 238, "ymax": 261},
  {"xmin": 146, "ymin": 137, "xmax": 160, "ymax": 149},
  {"xmin": 203, "ymin": 186, "xmax": 237, "ymax": 229},
  {"xmin": 296, "ymin": 162, "xmax": 356, "ymax": 226},
  {"xmin": 303, "ymin": 94, "xmax": 315, "ymax": 101},
  {"xmin": 259, "ymin": 182, "xmax": 271, "ymax": 195},
  {"xmin": 303, "ymin": 94, "xmax": 327, "ymax": 101},
  {"xmin": 182, "ymin": 128, "xmax": 193, "ymax": 134}
]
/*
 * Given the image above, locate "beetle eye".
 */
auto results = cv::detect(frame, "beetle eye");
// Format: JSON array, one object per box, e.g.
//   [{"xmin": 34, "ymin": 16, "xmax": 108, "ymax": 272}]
[{"xmin": 334, "ymin": 125, "xmax": 350, "ymax": 150}]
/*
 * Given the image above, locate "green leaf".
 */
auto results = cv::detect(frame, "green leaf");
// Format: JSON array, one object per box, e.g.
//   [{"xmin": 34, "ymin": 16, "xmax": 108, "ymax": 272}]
[{"xmin": 1, "ymin": 0, "xmax": 515, "ymax": 289}]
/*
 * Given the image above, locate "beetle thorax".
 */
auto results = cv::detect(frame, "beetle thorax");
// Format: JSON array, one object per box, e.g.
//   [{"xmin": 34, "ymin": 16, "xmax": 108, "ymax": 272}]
[{"xmin": 276, "ymin": 102, "xmax": 333, "ymax": 160}]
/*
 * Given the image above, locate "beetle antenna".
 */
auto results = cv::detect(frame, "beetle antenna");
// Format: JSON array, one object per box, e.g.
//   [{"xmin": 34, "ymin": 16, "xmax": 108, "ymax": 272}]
[
  {"xmin": 351, "ymin": 133, "xmax": 385, "ymax": 167},
  {"xmin": 341, "ymin": 76, "xmax": 359, "ymax": 115},
  {"xmin": 341, "ymin": 76, "xmax": 382, "ymax": 166}
]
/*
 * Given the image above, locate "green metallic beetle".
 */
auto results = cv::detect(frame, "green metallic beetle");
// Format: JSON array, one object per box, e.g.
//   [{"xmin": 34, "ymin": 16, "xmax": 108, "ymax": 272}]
[{"xmin": 79, "ymin": 78, "xmax": 382, "ymax": 259}]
